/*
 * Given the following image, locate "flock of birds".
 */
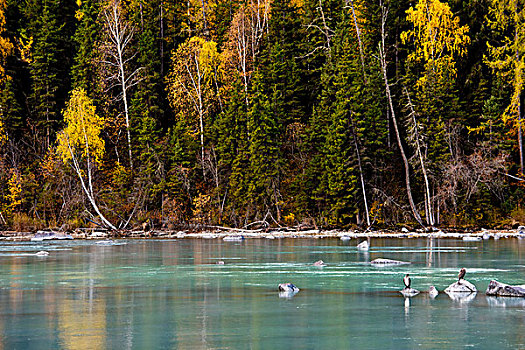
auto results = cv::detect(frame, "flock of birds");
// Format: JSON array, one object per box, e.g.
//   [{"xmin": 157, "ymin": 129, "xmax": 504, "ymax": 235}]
[
  {"xmin": 278, "ymin": 262, "xmax": 469, "ymax": 298},
  {"xmin": 403, "ymin": 268, "xmax": 467, "ymax": 298},
  {"xmin": 278, "ymin": 237, "xmax": 471, "ymax": 298}
]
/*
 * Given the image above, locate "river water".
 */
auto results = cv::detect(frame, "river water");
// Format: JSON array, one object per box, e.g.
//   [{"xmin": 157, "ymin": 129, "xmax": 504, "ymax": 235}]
[{"xmin": 1, "ymin": 238, "xmax": 525, "ymax": 349}]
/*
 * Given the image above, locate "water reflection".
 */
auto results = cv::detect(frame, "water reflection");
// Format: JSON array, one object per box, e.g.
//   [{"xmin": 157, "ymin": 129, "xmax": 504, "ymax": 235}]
[
  {"xmin": 404, "ymin": 297, "xmax": 410, "ymax": 316},
  {"xmin": 486, "ymin": 296, "xmax": 525, "ymax": 308},
  {"xmin": 446, "ymin": 291, "xmax": 477, "ymax": 303},
  {"xmin": 58, "ymin": 297, "xmax": 106, "ymax": 349}
]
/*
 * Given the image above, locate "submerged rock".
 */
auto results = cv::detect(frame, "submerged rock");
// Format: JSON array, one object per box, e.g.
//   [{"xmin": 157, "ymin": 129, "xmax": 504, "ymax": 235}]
[
  {"xmin": 400, "ymin": 287, "xmax": 420, "ymax": 297},
  {"xmin": 371, "ymin": 258, "xmax": 410, "ymax": 266},
  {"xmin": 445, "ymin": 279, "xmax": 477, "ymax": 293},
  {"xmin": 485, "ymin": 280, "xmax": 525, "ymax": 297}
]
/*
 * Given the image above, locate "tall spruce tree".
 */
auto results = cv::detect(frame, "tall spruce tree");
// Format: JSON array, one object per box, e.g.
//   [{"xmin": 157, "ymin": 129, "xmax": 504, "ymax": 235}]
[{"xmin": 28, "ymin": 0, "xmax": 75, "ymax": 153}]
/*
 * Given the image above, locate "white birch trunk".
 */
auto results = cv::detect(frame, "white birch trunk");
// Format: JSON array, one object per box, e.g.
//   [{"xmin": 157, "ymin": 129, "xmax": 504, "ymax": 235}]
[{"xmin": 379, "ymin": 3, "xmax": 423, "ymax": 226}]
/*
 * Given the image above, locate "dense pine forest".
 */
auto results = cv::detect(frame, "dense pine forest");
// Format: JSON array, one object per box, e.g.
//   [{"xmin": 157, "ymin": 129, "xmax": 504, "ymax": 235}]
[{"xmin": 0, "ymin": 0, "xmax": 523, "ymax": 231}]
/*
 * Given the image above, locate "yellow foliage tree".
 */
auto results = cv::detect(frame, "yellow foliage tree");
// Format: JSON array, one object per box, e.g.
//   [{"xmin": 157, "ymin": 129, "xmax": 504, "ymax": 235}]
[
  {"xmin": 0, "ymin": 0, "xmax": 13, "ymax": 146},
  {"xmin": 56, "ymin": 88, "xmax": 115, "ymax": 230},
  {"xmin": 400, "ymin": 0, "xmax": 469, "ymax": 226},
  {"xmin": 166, "ymin": 36, "xmax": 222, "ymax": 178},
  {"xmin": 6, "ymin": 170, "xmax": 21, "ymax": 212},
  {"xmin": 401, "ymin": 0, "xmax": 470, "ymax": 88},
  {"xmin": 485, "ymin": 0, "xmax": 525, "ymax": 175},
  {"xmin": 57, "ymin": 89, "xmax": 105, "ymax": 165},
  {"xmin": 0, "ymin": 0, "xmax": 13, "ymax": 81}
]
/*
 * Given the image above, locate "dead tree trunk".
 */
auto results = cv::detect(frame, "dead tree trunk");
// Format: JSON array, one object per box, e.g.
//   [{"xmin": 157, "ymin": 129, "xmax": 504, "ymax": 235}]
[
  {"xmin": 103, "ymin": 0, "xmax": 142, "ymax": 172},
  {"xmin": 379, "ymin": 3, "xmax": 423, "ymax": 226},
  {"xmin": 347, "ymin": 0, "xmax": 367, "ymax": 84},
  {"xmin": 350, "ymin": 111, "xmax": 370, "ymax": 227},
  {"xmin": 404, "ymin": 87, "xmax": 434, "ymax": 226}
]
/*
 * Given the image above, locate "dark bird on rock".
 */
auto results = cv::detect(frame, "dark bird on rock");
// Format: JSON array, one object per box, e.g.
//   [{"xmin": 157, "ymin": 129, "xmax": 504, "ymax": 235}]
[
  {"xmin": 458, "ymin": 268, "xmax": 466, "ymax": 282},
  {"xmin": 403, "ymin": 274, "xmax": 411, "ymax": 289}
]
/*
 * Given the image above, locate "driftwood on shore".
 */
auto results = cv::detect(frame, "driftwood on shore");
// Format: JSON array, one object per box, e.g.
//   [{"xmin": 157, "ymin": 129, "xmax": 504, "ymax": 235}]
[{"xmin": 1, "ymin": 226, "xmax": 525, "ymax": 241}]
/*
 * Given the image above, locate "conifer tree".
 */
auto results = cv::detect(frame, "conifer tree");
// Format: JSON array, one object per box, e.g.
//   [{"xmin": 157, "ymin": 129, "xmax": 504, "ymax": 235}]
[
  {"xmin": 29, "ymin": 0, "xmax": 75, "ymax": 153},
  {"xmin": 485, "ymin": 0, "xmax": 525, "ymax": 175},
  {"xmin": 71, "ymin": 0, "xmax": 101, "ymax": 95}
]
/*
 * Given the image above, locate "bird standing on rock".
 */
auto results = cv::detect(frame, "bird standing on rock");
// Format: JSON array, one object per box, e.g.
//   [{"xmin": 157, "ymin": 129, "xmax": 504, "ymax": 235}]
[
  {"xmin": 403, "ymin": 274, "xmax": 411, "ymax": 289},
  {"xmin": 458, "ymin": 268, "xmax": 466, "ymax": 283}
]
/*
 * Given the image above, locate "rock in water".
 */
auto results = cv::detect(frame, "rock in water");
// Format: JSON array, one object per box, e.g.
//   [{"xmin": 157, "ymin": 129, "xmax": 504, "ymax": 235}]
[
  {"xmin": 223, "ymin": 235, "xmax": 245, "ymax": 242},
  {"xmin": 357, "ymin": 240, "xmax": 369, "ymax": 251},
  {"xmin": 400, "ymin": 287, "xmax": 420, "ymax": 297},
  {"xmin": 313, "ymin": 260, "xmax": 326, "ymax": 267},
  {"xmin": 463, "ymin": 236, "xmax": 481, "ymax": 241},
  {"xmin": 485, "ymin": 280, "xmax": 525, "ymax": 297},
  {"xmin": 371, "ymin": 258, "xmax": 410, "ymax": 266},
  {"xmin": 445, "ymin": 280, "xmax": 477, "ymax": 293},
  {"xmin": 429, "ymin": 286, "xmax": 439, "ymax": 298},
  {"xmin": 278, "ymin": 283, "xmax": 300, "ymax": 293}
]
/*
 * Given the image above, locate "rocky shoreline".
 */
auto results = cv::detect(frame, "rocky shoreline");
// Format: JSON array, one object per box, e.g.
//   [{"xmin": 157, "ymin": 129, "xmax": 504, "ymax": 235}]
[{"xmin": 0, "ymin": 227, "xmax": 523, "ymax": 241}]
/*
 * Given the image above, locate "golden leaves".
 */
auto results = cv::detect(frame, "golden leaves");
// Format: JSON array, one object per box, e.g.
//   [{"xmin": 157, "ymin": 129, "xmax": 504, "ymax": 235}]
[
  {"xmin": 0, "ymin": 112, "xmax": 6, "ymax": 145},
  {"xmin": 17, "ymin": 33, "xmax": 32, "ymax": 64},
  {"xmin": 7, "ymin": 170, "xmax": 22, "ymax": 211},
  {"xmin": 0, "ymin": 0, "xmax": 13, "ymax": 81},
  {"xmin": 401, "ymin": 0, "xmax": 470, "ymax": 88},
  {"xmin": 166, "ymin": 36, "xmax": 222, "ymax": 118},
  {"xmin": 56, "ymin": 88, "xmax": 105, "ymax": 165},
  {"xmin": 485, "ymin": 0, "xmax": 525, "ymax": 125}
]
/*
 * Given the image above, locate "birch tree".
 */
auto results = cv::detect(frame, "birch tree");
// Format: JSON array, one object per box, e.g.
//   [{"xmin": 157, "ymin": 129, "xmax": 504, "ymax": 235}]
[
  {"xmin": 224, "ymin": 0, "xmax": 270, "ymax": 102},
  {"xmin": 345, "ymin": 0, "xmax": 366, "ymax": 83},
  {"xmin": 56, "ymin": 88, "xmax": 116, "ymax": 230},
  {"xmin": 378, "ymin": 1, "xmax": 423, "ymax": 226},
  {"xmin": 167, "ymin": 36, "xmax": 221, "ymax": 179},
  {"xmin": 101, "ymin": 0, "xmax": 141, "ymax": 172},
  {"xmin": 400, "ymin": 0, "xmax": 469, "ymax": 89},
  {"xmin": 400, "ymin": 0, "xmax": 469, "ymax": 226}
]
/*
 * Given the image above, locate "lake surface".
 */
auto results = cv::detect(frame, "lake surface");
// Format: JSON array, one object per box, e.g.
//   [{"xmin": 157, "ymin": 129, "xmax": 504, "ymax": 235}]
[{"xmin": 1, "ymin": 238, "xmax": 525, "ymax": 349}]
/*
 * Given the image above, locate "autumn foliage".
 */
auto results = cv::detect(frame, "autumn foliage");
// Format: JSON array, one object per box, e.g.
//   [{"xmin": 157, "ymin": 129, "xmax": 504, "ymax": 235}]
[{"xmin": 0, "ymin": 0, "xmax": 523, "ymax": 231}]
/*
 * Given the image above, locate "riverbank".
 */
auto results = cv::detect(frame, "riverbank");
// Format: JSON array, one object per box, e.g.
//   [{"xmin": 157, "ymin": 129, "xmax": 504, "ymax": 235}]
[{"xmin": 0, "ymin": 227, "xmax": 524, "ymax": 241}]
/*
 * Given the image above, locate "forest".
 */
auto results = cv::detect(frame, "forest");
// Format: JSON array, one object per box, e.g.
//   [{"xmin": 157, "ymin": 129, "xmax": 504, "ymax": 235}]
[{"xmin": 0, "ymin": 0, "xmax": 523, "ymax": 231}]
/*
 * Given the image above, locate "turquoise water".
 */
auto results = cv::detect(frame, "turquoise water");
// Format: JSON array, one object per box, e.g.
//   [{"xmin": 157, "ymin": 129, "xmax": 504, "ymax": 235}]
[{"xmin": 1, "ymin": 238, "xmax": 525, "ymax": 349}]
